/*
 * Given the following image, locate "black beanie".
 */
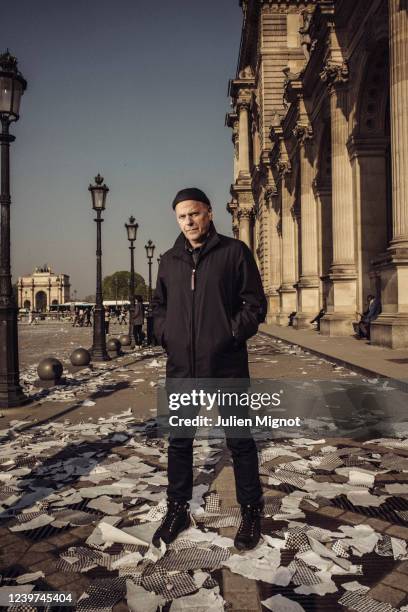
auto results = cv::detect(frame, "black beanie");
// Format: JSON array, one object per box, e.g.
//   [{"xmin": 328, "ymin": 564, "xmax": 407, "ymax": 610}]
[{"xmin": 172, "ymin": 187, "xmax": 211, "ymax": 210}]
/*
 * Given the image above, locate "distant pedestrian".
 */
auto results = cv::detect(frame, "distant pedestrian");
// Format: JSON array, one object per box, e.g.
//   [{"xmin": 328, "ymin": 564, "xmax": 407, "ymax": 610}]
[
  {"xmin": 310, "ymin": 308, "xmax": 325, "ymax": 332},
  {"xmin": 119, "ymin": 307, "xmax": 127, "ymax": 325},
  {"xmin": 355, "ymin": 295, "xmax": 381, "ymax": 340},
  {"xmin": 131, "ymin": 296, "xmax": 144, "ymax": 347},
  {"xmin": 288, "ymin": 311, "xmax": 297, "ymax": 326},
  {"xmin": 78, "ymin": 308, "xmax": 85, "ymax": 327},
  {"xmin": 104, "ymin": 307, "xmax": 111, "ymax": 335},
  {"xmin": 72, "ymin": 308, "xmax": 80, "ymax": 327},
  {"xmin": 85, "ymin": 308, "xmax": 92, "ymax": 327}
]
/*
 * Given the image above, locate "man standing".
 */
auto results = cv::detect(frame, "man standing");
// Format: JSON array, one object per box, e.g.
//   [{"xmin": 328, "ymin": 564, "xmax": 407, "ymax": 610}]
[
  {"xmin": 152, "ymin": 187, "xmax": 267, "ymax": 550},
  {"xmin": 131, "ymin": 295, "xmax": 144, "ymax": 348}
]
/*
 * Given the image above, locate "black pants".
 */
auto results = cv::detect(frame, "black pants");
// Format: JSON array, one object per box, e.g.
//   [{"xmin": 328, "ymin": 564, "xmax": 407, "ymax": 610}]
[
  {"xmin": 133, "ymin": 324, "xmax": 143, "ymax": 345},
  {"xmin": 167, "ymin": 403, "xmax": 262, "ymax": 506}
]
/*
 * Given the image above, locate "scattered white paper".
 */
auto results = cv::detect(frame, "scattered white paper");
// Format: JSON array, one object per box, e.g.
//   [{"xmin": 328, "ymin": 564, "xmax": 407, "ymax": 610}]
[
  {"xmin": 126, "ymin": 580, "xmax": 165, "ymax": 612},
  {"xmin": 261, "ymin": 594, "xmax": 306, "ymax": 612}
]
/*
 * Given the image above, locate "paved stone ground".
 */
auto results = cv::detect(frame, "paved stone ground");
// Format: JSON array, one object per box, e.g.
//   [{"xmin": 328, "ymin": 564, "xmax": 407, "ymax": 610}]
[{"xmin": 1, "ymin": 324, "xmax": 408, "ymax": 611}]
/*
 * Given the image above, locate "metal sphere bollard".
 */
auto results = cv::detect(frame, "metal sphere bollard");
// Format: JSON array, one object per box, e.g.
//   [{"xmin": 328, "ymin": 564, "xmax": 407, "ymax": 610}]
[
  {"xmin": 37, "ymin": 357, "xmax": 63, "ymax": 380},
  {"xmin": 37, "ymin": 357, "xmax": 64, "ymax": 386},
  {"xmin": 107, "ymin": 337, "xmax": 122, "ymax": 355},
  {"xmin": 119, "ymin": 334, "xmax": 131, "ymax": 347},
  {"xmin": 70, "ymin": 347, "xmax": 91, "ymax": 367}
]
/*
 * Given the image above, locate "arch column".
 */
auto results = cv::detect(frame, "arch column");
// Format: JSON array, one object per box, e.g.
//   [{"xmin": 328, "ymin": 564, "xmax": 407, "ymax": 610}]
[
  {"xmin": 371, "ymin": 0, "xmax": 408, "ymax": 348},
  {"xmin": 277, "ymin": 165, "xmax": 297, "ymax": 325},
  {"xmin": 319, "ymin": 62, "xmax": 357, "ymax": 336},
  {"xmin": 293, "ymin": 125, "xmax": 320, "ymax": 328},
  {"xmin": 47, "ymin": 279, "xmax": 51, "ymax": 312}
]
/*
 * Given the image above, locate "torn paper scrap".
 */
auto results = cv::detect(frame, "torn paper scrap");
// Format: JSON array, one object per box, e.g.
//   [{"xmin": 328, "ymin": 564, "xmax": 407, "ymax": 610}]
[
  {"xmin": 126, "ymin": 581, "xmax": 166, "ymax": 612},
  {"xmin": 261, "ymin": 594, "xmax": 306, "ymax": 612}
]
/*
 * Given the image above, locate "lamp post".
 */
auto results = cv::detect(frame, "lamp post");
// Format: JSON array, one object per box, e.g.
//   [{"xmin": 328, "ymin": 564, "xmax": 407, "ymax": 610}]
[
  {"xmin": 145, "ymin": 239, "xmax": 155, "ymax": 345},
  {"xmin": 89, "ymin": 174, "xmax": 110, "ymax": 361},
  {"xmin": 114, "ymin": 276, "xmax": 118, "ymax": 309},
  {"xmin": 125, "ymin": 216, "xmax": 138, "ymax": 348},
  {"xmin": 0, "ymin": 50, "xmax": 28, "ymax": 407}
]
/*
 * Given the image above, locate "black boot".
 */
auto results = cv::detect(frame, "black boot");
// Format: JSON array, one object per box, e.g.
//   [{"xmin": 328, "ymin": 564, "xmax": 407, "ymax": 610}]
[
  {"xmin": 152, "ymin": 500, "xmax": 191, "ymax": 547},
  {"xmin": 234, "ymin": 500, "xmax": 264, "ymax": 551}
]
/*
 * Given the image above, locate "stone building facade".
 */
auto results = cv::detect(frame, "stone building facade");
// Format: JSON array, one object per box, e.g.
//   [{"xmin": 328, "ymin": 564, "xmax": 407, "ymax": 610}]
[
  {"xmin": 226, "ymin": 0, "xmax": 408, "ymax": 348},
  {"xmin": 18, "ymin": 265, "xmax": 70, "ymax": 311}
]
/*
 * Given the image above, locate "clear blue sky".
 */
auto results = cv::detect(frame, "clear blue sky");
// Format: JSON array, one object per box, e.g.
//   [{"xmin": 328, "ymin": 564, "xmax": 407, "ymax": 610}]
[{"xmin": 4, "ymin": 0, "xmax": 242, "ymax": 297}]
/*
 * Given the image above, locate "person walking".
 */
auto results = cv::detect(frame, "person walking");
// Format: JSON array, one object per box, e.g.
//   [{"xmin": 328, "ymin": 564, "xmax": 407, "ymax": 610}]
[
  {"xmin": 131, "ymin": 296, "xmax": 144, "ymax": 348},
  {"xmin": 72, "ymin": 308, "xmax": 79, "ymax": 327},
  {"xmin": 119, "ymin": 307, "xmax": 127, "ymax": 326},
  {"xmin": 152, "ymin": 187, "xmax": 267, "ymax": 550}
]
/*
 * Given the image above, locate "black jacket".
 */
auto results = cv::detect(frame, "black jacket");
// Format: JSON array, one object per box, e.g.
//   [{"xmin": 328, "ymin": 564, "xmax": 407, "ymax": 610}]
[{"xmin": 152, "ymin": 224, "xmax": 267, "ymax": 378}]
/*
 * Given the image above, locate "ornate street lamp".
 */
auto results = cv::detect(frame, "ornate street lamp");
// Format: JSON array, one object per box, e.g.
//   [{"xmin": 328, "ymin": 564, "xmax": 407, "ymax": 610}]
[
  {"xmin": 125, "ymin": 215, "xmax": 139, "ymax": 348},
  {"xmin": 145, "ymin": 239, "xmax": 155, "ymax": 345},
  {"xmin": 0, "ymin": 50, "xmax": 29, "ymax": 407},
  {"xmin": 89, "ymin": 174, "xmax": 110, "ymax": 361},
  {"xmin": 145, "ymin": 239, "xmax": 155, "ymax": 304}
]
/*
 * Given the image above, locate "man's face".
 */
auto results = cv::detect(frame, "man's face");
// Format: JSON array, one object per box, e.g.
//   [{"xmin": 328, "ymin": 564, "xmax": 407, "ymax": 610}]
[{"xmin": 175, "ymin": 200, "xmax": 213, "ymax": 245}]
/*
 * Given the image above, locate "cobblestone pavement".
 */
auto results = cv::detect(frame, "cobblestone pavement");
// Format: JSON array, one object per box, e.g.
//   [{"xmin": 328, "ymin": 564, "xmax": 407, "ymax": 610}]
[
  {"xmin": 18, "ymin": 319, "xmax": 132, "ymax": 370},
  {"xmin": 1, "ymin": 327, "xmax": 408, "ymax": 611}
]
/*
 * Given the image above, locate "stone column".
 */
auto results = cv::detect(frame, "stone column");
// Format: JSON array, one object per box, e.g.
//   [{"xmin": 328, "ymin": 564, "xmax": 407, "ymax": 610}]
[
  {"xmin": 319, "ymin": 62, "xmax": 357, "ymax": 336},
  {"xmin": 293, "ymin": 125, "xmax": 320, "ymax": 328},
  {"xmin": 31, "ymin": 279, "xmax": 34, "ymax": 309},
  {"xmin": 265, "ymin": 187, "xmax": 281, "ymax": 323},
  {"xmin": 47, "ymin": 279, "xmax": 51, "ymax": 312},
  {"xmin": 238, "ymin": 102, "xmax": 250, "ymax": 176},
  {"xmin": 278, "ymin": 165, "xmax": 297, "ymax": 325},
  {"xmin": 232, "ymin": 218, "xmax": 239, "ymax": 239},
  {"xmin": 389, "ymin": 0, "xmax": 408, "ymax": 247},
  {"xmin": 371, "ymin": 1, "xmax": 408, "ymax": 348},
  {"xmin": 233, "ymin": 130, "xmax": 239, "ymax": 182},
  {"xmin": 347, "ymin": 138, "xmax": 388, "ymax": 313},
  {"xmin": 314, "ymin": 185, "xmax": 333, "ymax": 311},
  {"xmin": 238, "ymin": 208, "xmax": 253, "ymax": 250}
]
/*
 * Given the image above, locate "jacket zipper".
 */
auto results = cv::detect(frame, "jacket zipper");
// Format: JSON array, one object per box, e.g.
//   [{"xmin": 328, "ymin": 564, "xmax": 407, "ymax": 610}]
[{"xmin": 191, "ymin": 267, "xmax": 196, "ymax": 377}]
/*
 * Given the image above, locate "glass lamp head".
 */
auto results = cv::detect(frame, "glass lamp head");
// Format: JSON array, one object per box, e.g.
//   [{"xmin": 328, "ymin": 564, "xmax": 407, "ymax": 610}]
[
  {"xmin": 145, "ymin": 239, "xmax": 155, "ymax": 259},
  {"xmin": 0, "ymin": 50, "xmax": 27, "ymax": 120},
  {"xmin": 89, "ymin": 173, "xmax": 109, "ymax": 211},
  {"xmin": 125, "ymin": 215, "xmax": 139, "ymax": 242}
]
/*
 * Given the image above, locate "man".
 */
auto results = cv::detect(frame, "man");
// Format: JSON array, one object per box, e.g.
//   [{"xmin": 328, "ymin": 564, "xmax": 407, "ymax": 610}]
[
  {"xmin": 356, "ymin": 294, "xmax": 382, "ymax": 340},
  {"xmin": 130, "ymin": 295, "xmax": 144, "ymax": 348},
  {"xmin": 152, "ymin": 187, "xmax": 267, "ymax": 550}
]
